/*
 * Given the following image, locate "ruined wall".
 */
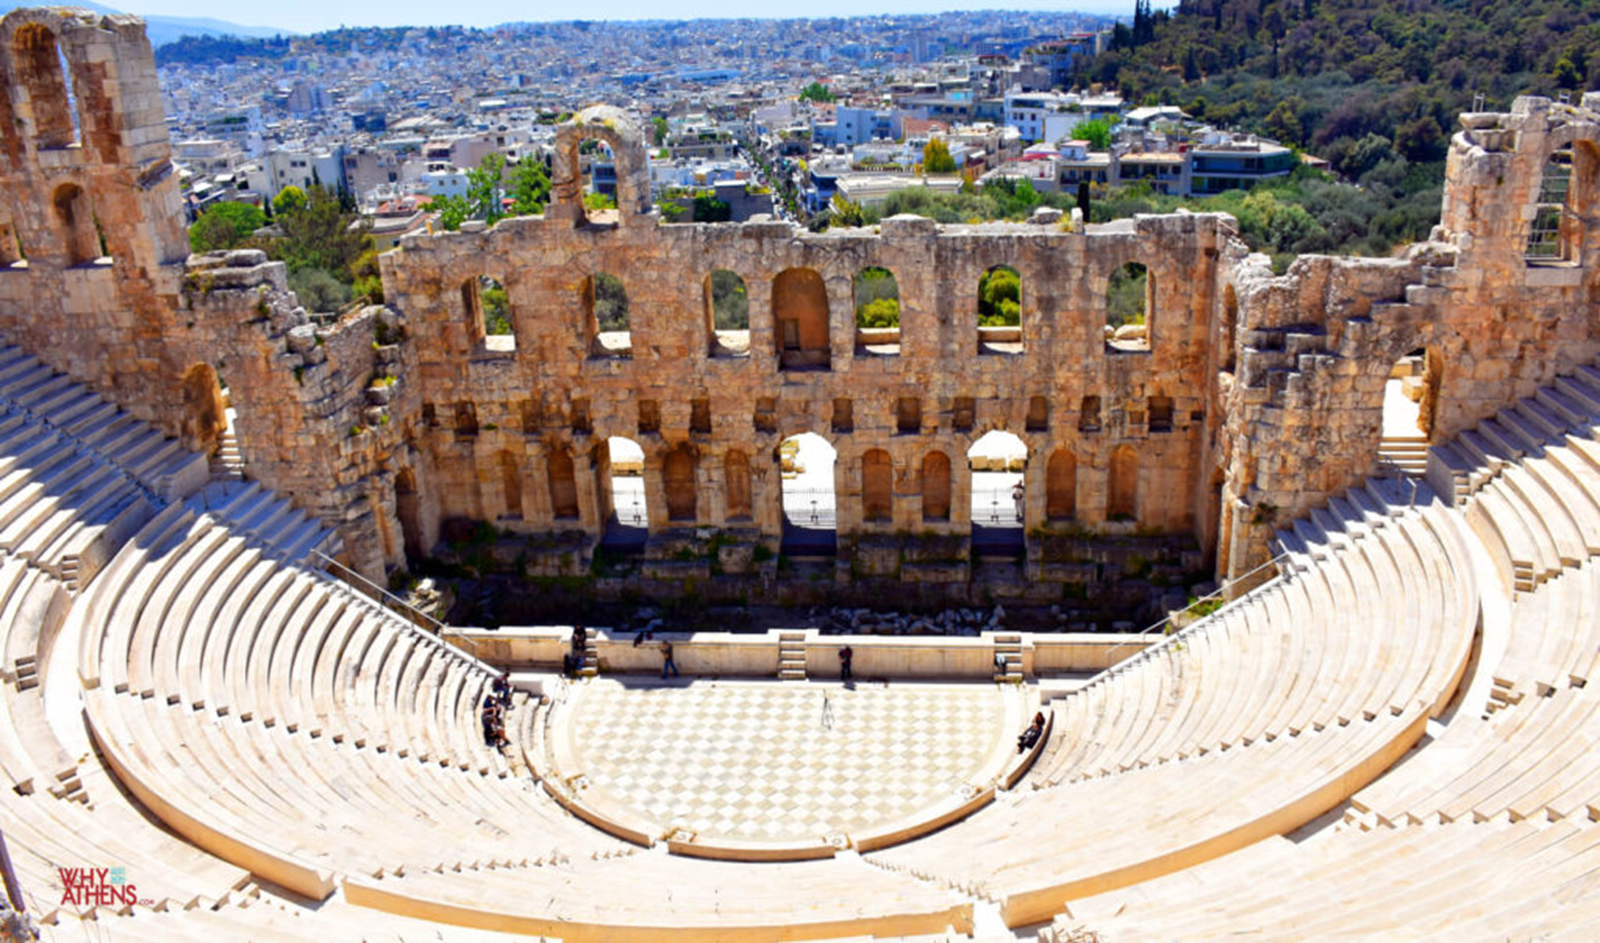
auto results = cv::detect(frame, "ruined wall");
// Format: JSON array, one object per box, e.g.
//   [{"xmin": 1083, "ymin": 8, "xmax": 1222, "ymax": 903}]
[
  {"xmin": 2, "ymin": 12, "xmax": 1597, "ymax": 592},
  {"xmin": 1216, "ymin": 94, "xmax": 1600, "ymax": 579}
]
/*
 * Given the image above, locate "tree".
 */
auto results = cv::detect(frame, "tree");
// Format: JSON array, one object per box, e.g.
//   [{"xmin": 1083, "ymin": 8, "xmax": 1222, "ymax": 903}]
[
  {"xmin": 652, "ymin": 116, "xmax": 669, "ymax": 146},
  {"xmin": 507, "ymin": 157, "xmax": 549, "ymax": 216},
  {"xmin": 829, "ymin": 194, "xmax": 866, "ymax": 229},
  {"xmin": 979, "ymin": 266, "xmax": 1021, "ymax": 326},
  {"xmin": 466, "ymin": 153, "xmax": 506, "ymax": 226},
  {"xmin": 799, "ymin": 81, "xmax": 835, "ymax": 103},
  {"xmin": 189, "ymin": 201, "xmax": 266, "ymax": 252},
  {"xmin": 272, "ymin": 185, "xmax": 307, "ymax": 217},
  {"xmin": 1074, "ymin": 117, "xmax": 1116, "ymax": 150},
  {"xmin": 432, "ymin": 194, "xmax": 470, "ymax": 232},
  {"xmin": 271, "ymin": 185, "xmax": 371, "ymax": 283},
  {"xmin": 922, "ymin": 138, "xmax": 957, "ymax": 174},
  {"xmin": 692, "ymin": 193, "xmax": 731, "ymax": 222},
  {"xmin": 856, "ymin": 297, "xmax": 900, "ymax": 328},
  {"xmin": 288, "ymin": 267, "xmax": 349, "ymax": 313}
]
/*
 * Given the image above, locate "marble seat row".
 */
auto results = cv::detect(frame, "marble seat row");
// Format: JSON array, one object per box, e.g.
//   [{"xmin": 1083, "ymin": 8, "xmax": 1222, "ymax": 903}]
[
  {"xmin": 1034, "ymin": 487, "xmax": 1473, "ymax": 788},
  {"xmin": 1054, "ymin": 815, "xmax": 1600, "ymax": 940}
]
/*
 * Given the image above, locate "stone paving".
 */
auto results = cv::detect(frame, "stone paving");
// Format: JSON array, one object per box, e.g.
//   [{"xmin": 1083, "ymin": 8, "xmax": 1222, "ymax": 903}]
[{"xmin": 566, "ymin": 678, "xmax": 1020, "ymax": 843}]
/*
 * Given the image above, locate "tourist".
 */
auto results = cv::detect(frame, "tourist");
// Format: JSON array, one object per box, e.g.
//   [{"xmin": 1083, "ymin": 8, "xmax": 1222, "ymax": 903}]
[
  {"xmin": 839, "ymin": 645, "xmax": 853, "ymax": 683},
  {"xmin": 572, "ymin": 624, "xmax": 588, "ymax": 656},
  {"xmin": 1017, "ymin": 712, "xmax": 1046, "ymax": 753},
  {"xmin": 1012, "ymin": 480, "xmax": 1025, "ymax": 522},
  {"xmin": 660, "ymin": 639, "xmax": 679, "ymax": 679},
  {"xmin": 492, "ymin": 673, "xmax": 512, "ymax": 708},
  {"xmin": 482, "ymin": 696, "xmax": 507, "ymax": 750}
]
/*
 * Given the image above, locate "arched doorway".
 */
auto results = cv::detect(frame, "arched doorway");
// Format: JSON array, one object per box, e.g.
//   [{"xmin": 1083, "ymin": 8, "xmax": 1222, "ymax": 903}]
[
  {"xmin": 922, "ymin": 451, "xmax": 952, "ymax": 522},
  {"xmin": 724, "ymin": 450, "xmax": 752, "ymax": 521},
  {"xmin": 1378, "ymin": 348, "xmax": 1440, "ymax": 476},
  {"xmin": 603, "ymin": 436, "xmax": 648, "ymax": 550},
  {"xmin": 778, "ymin": 432, "xmax": 836, "ymax": 555},
  {"xmin": 968, "ymin": 430, "xmax": 1027, "ymax": 555},
  {"xmin": 861, "ymin": 449, "xmax": 893, "ymax": 523},
  {"xmin": 547, "ymin": 449, "xmax": 580, "ymax": 520},
  {"xmin": 1046, "ymin": 450, "xmax": 1077, "ymax": 520}
]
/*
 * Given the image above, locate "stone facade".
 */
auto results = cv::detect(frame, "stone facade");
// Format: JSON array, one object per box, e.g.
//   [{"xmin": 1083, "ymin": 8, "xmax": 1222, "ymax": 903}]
[{"xmin": 0, "ymin": 12, "xmax": 1596, "ymax": 592}]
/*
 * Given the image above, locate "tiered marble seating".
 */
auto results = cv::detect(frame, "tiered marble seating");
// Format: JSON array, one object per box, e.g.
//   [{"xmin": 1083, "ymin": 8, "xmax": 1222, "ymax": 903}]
[
  {"xmin": 1053, "ymin": 816, "xmax": 1600, "ymax": 940},
  {"xmin": 1034, "ymin": 484, "xmax": 1475, "ymax": 787},
  {"xmin": 1429, "ymin": 359, "xmax": 1600, "ymax": 593},
  {"xmin": 0, "ymin": 345, "xmax": 209, "ymax": 589}
]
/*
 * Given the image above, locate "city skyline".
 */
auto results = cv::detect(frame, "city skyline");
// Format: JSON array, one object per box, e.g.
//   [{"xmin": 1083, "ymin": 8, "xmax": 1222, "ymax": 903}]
[{"xmin": 128, "ymin": 0, "xmax": 1173, "ymax": 36}]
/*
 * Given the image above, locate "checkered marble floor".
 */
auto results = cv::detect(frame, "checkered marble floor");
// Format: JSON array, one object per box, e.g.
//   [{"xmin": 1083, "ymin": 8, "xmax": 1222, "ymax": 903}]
[{"xmin": 566, "ymin": 679, "xmax": 1015, "ymax": 844}]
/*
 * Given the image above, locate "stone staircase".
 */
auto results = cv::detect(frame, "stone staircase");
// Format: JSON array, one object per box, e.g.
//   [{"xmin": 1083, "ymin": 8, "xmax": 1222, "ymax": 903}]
[
  {"xmin": 209, "ymin": 427, "xmax": 244, "ymax": 481},
  {"xmin": 577, "ymin": 633, "xmax": 598, "ymax": 678},
  {"xmin": 778, "ymin": 631, "xmax": 806, "ymax": 681},
  {"xmin": 1377, "ymin": 435, "xmax": 1429, "ymax": 476},
  {"xmin": 993, "ymin": 633, "xmax": 1023, "ymax": 683}
]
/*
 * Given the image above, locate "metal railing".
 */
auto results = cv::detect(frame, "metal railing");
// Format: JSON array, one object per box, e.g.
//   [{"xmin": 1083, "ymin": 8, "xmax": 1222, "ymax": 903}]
[
  {"xmin": 1095, "ymin": 550, "xmax": 1291, "ymax": 681},
  {"xmin": 310, "ymin": 549, "xmax": 489, "ymax": 667}
]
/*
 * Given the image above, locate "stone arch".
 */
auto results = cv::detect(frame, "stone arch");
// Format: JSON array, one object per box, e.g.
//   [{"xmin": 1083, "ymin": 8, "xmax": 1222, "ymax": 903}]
[
  {"xmin": 547, "ymin": 448, "xmax": 579, "ymax": 520},
  {"xmin": 0, "ymin": 51, "xmax": 19, "ymax": 169},
  {"xmin": 705, "ymin": 268, "xmax": 749, "ymax": 356},
  {"xmin": 977, "ymin": 264, "xmax": 1023, "ymax": 354},
  {"xmin": 550, "ymin": 105, "xmax": 652, "ymax": 225},
  {"xmin": 773, "ymin": 267, "xmax": 830, "ymax": 370},
  {"xmin": 394, "ymin": 467, "xmax": 422, "ymax": 562},
  {"xmin": 1046, "ymin": 450, "xmax": 1076, "ymax": 520},
  {"xmin": 497, "ymin": 450, "xmax": 523, "ymax": 520},
  {"xmin": 724, "ymin": 449, "xmax": 752, "ymax": 521},
  {"xmin": 12, "ymin": 21, "xmax": 76, "ymax": 150},
  {"xmin": 862, "ymin": 448, "xmax": 893, "ymax": 523},
  {"xmin": 1106, "ymin": 261, "xmax": 1152, "ymax": 351},
  {"xmin": 663, "ymin": 444, "xmax": 697, "ymax": 522},
  {"xmin": 921, "ymin": 450, "xmax": 951, "ymax": 522},
  {"xmin": 52, "ymin": 182, "xmax": 99, "ymax": 265},
  {"xmin": 178, "ymin": 363, "xmax": 227, "ymax": 454},
  {"xmin": 1108, "ymin": 444, "xmax": 1138, "ymax": 521}
]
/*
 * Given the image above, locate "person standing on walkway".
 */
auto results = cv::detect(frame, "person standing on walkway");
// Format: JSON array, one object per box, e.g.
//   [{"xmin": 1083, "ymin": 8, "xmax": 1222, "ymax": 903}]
[
  {"xmin": 839, "ymin": 645, "xmax": 854, "ymax": 683},
  {"xmin": 1012, "ymin": 479, "xmax": 1025, "ymax": 522},
  {"xmin": 660, "ymin": 639, "xmax": 680, "ymax": 679}
]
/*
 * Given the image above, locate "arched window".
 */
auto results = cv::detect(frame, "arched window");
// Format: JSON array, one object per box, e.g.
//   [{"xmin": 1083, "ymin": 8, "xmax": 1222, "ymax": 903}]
[
  {"xmin": 855, "ymin": 266, "xmax": 900, "ymax": 355},
  {"xmin": 52, "ymin": 183, "xmax": 100, "ymax": 265},
  {"xmin": 1078, "ymin": 395, "xmax": 1102, "ymax": 433},
  {"xmin": 585, "ymin": 272, "xmax": 629, "ymax": 358},
  {"xmin": 862, "ymin": 449, "xmax": 893, "ymax": 523},
  {"xmin": 977, "ymin": 264, "xmax": 1022, "ymax": 355},
  {"xmin": 1046, "ymin": 450, "xmax": 1076, "ymax": 521},
  {"xmin": 725, "ymin": 450, "xmax": 752, "ymax": 521},
  {"xmin": 1528, "ymin": 147, "xmax": 1574, "ymax": 262},
  {"xmin": 0, "ymin": 221, "xmax": 18, "ymax": 268},
  {"xmin": 706, "ymin": 269, "xmax": 749, "ymax": 357},
  {"xmin": 773, "ymin": 267, "xmax": 830, "ymax": 370},
  {"xmin": 498, "ymin": 451, "xmax": 523, "ymax": 520},
  {"xmin": 921, "ymin": 451, "xmax": 951, "ymax": 522},
  {"xmin": 1108, "ymin": 445, "xmax": 1138, "ymax": 521},
  {"xmin": 548, "ymin": 450, "xmax": 579, "ymax": 520},
  {"xmin": 779, "ymin": 432, "xmax": 836, "ymax": 555},
  {"xmin": 463, "ymin": 275, "xmax": 513, "ymax": 350},
  {"xmin": 664, "ymin": 444, "xmax": 697, "ymax": 522},
  {"xmin": 1148, "ymin": 395, "xmax": 1174, "ymax": 433},
  {"xmin": 1106, "ymin": 262, "xmax": 1152, "ymax": 351},
  {"xmin": 14, "ymin": 24, "xmax": 77, "ymax": 150}
]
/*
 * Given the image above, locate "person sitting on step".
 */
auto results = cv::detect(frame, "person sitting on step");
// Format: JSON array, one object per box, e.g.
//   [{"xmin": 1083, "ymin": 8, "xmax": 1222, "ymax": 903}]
[{"xmin": 1017, "ymin": 712, "xmax": 1046, "ymax": 753}]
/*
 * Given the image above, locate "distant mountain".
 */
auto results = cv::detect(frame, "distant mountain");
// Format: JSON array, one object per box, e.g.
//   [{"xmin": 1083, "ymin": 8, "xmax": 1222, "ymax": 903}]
[{"xmin": 0, "ymin": 2, "xmax": 296, "ymax": 45}]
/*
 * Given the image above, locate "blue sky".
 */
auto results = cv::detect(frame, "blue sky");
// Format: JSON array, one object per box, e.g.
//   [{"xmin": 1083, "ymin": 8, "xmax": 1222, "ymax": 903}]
[{"xmin": 131, "ymin": 1, "xmax": 1172, "ymax": 36}]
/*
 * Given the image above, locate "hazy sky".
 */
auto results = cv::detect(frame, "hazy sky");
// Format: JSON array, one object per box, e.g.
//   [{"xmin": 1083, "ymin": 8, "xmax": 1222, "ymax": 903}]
[{"xmin": 131, "ymin": 1, "xmax": 1173, "ymax": 36}]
